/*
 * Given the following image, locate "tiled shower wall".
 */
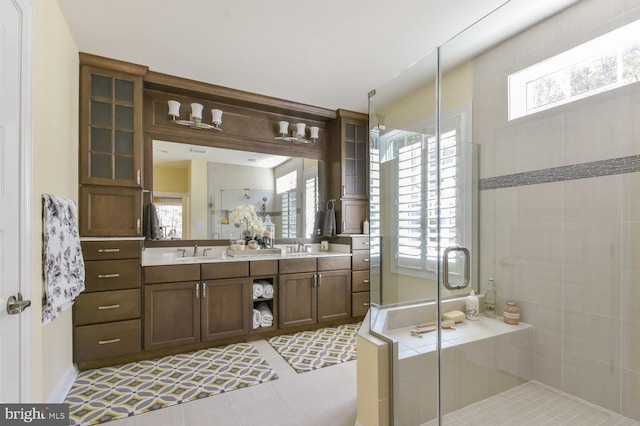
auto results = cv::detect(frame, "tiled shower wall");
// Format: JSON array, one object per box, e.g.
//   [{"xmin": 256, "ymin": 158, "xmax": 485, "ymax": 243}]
[{"xmin": 473, "ymin": 0, "xmax": 640, "ymax": 420}]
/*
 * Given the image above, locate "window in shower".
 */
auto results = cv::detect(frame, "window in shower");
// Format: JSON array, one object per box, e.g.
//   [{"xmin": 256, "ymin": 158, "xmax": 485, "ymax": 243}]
[
  {"xmin": 509, "ymin": 18, "xmax": 640, "ymax": 120},
  {"xmin": 378, "ymin": 105, "xmax": 471, "ymax": 279}
]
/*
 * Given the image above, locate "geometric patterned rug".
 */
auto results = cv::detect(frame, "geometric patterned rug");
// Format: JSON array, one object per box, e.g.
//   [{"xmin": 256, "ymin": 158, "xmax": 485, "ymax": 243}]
[
  {"xmin": 267, "ymin": 322, "xmax": 360, "ymax": 373},
  {"xmin": 65, "ymin": 342, "xmax": 278, "ymax": 425}
]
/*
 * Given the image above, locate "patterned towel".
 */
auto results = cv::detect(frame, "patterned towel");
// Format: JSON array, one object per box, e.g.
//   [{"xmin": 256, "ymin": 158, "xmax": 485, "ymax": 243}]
[{"xmin": 42, "ymin": 194, "xmax": 85, "ymax": 325}]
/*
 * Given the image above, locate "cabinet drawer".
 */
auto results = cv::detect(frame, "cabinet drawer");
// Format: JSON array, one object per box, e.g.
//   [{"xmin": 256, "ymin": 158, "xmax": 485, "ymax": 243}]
[
  {"xmin": 74, "ymin": 319, "xmax": 141, "ymax": 363},
  {"xmin": 352, "ymin": 291, "xmax": 370, "ymax": 317},
  {"xmin": 144, "ymin": 264, "xmax": 200, "ymax": 284},
  {"xmin": 352, "ymin": 250, "xmax": 370, "ymax": 271},
  {"xmin": 74, "ymin": 289, "xmax": 141, "ymax": 326},
  {"xmin": 81, "ymin": 240, "xmax": 142, "ymax": 261},
  {"xmin": 352, "ymin": 270, "xmax": 370, "ymax": 292},
  {"xmin": 351, "ymin": 236, "xmax": 371, "ymax": 250},
  {"xmin": 201, "ymin": 262, "xmax": 249, "ymax": 280},
  {"xmin": 84, "ymin": 259, "xmax": 141, "ymax": 292},
  {"xmin": 250, "ymin": 260, "xmax": 278, "ymax": 276},
  {"xmin": 317, "ymin": 256, "xmax": 351, "ymax": 271},
  {"xmin": 279, "ymin": 258, "xmax": 317, "ymax": 274}
]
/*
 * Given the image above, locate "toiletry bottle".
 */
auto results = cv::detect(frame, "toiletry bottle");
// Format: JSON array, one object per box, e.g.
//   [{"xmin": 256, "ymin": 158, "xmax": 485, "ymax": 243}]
[
  {"xmin": 465, "ymin": 290, "xmax": 480, "ymax": 320},
  {"xmin": 484, "ymin": 278, "xmax": 497, "ymax": 318},
  {"xmin": 363, "ymin": 218, "xmax": 370, "ymax": 234}
]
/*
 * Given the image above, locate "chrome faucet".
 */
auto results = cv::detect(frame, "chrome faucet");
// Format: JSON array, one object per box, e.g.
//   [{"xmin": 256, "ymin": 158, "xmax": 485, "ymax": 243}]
[
  {"xmin": 297, "ymin": 242, "xmax": 304, "ymax": 253},
  {"xmin": 192, "ymin": 245, "xmax": 199, "ymax": 257}
]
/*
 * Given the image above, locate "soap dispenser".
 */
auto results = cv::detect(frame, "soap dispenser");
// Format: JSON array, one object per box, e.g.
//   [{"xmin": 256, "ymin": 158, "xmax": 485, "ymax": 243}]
[{"xmin": 465, "ymin": 290, "xmax": 480, "ymax": 321}]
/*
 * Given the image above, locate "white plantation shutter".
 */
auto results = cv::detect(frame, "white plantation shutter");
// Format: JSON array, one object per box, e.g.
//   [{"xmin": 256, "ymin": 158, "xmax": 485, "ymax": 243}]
[{"xmin": 382, "ymin": 111, "xmax": 465, "ymax": 278}]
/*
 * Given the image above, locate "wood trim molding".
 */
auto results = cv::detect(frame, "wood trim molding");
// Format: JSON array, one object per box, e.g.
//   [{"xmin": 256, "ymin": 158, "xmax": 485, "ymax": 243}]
[
  {"xmin": 145, "ymin": 70, "xmax": 336, "ymax": 121},
  {"xmin": 79, "ymin": 52, "xmax": 148, "ymax": 76}
]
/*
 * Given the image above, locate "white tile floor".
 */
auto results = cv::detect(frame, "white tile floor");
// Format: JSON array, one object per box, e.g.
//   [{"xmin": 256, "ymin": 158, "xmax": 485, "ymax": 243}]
[
  {"xmin": 99, "ymin": 339, "xmax": 357, "ymax": 426},
  {"xmin": 426, "ymin": 381, "xmax": 640, "ymax": 426}
]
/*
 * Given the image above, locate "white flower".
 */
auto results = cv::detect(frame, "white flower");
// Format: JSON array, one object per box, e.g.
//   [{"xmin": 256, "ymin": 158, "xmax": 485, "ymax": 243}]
[{"xmin": 230, "ymin": 205, "xmax": 262, "ymax": 237}]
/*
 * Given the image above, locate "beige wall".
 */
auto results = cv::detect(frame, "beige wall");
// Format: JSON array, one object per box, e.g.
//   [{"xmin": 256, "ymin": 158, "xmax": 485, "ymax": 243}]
[
  {"xmin": 153, "ymin": 164, "xmax": 189, "ymax": 193},
  {"xmin": 32, "ymin": 0, "xmax": 79, "ymax": 401}
]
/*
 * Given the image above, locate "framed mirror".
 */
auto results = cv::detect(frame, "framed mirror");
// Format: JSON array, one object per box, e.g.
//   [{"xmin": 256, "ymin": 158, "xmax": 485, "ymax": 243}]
[{"xmin": 151, "ymin": 140, "xmax": 324, "ymax": 241}]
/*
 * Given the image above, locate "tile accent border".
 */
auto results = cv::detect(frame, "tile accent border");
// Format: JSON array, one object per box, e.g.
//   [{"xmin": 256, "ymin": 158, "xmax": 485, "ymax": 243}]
[{"xmin": 480, "ymin": 155, "xmax": 640, "ymax": 190}]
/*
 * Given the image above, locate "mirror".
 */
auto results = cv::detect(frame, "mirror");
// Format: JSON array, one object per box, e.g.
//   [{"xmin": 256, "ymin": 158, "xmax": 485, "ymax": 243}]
[{"xmin": 152, "ymin": 140, "xmax": 323, "ymax": 241}]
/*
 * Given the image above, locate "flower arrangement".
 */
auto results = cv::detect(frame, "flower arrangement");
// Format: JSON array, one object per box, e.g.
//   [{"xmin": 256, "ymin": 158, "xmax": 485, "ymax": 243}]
[{"xmin": 229, "ymin": 204, "xmax": 262, "ymax": 239}]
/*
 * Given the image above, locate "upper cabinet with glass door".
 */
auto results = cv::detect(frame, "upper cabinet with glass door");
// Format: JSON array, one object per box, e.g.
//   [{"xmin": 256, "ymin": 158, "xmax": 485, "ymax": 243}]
[{"xmin": 79, "ymin": 57, "xmax": 146, "ymax": 187}]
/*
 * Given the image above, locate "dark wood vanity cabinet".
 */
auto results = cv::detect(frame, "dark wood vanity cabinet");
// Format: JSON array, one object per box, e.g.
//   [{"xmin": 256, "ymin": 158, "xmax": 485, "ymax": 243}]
[
  {"xmin": 278, "ymin": 256, "xmax": 351, "ymax": 329},
  {"xmin": 328, "ymin": 109, "xmax": 369, "ymax": 234},
  {"xmin": 73, "ymin": 240, "xmax": 143, "ymax": 365},
  {"xmin": 78, "ymin": 54, "xmax": 147, "ymax": 237},
  {"xmin": 143, "ymin": 262, "xmax": 252, "ymax": 350},
  {"xmin": 350, "ymin": 236, "xmax": 371, "ymax": 317}
]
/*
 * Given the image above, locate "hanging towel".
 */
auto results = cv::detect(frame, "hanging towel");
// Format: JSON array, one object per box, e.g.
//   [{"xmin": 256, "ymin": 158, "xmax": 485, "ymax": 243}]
[
  {"xmin": 256, "ymin": 302, "xmax": 273, "ymax": 327},
  {"xmin": 262, "ymin": 283, "xmax": 274, "ymax": 299},
  {"xmin": 252, "ymin": 308, "xmax": 262, "ymax": 329},
  {"xmin": 144, "ymin": 203, "xmax": 161, "ymax": 240},
  {"xmin": 252, "ymin": 282, "xmax": 264, "ymax": 299},
  {"xmin": 41, "ymin": 194, "xmax": 85, "ymax": 325},
  {"xmin": 323, "ymin": 199, "xmax": 336, "ymax": 237}
]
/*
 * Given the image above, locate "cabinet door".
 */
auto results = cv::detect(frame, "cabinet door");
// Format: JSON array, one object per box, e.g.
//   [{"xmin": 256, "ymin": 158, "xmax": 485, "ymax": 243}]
[
  {"xmin": 341, "ymin": 199, "xmax": 368, "ymax": 234},
  {"xmin": 144, "ymin": 281, "xmax": 200, "ymax": 350},
  {"xmin": 79, "ymin": 66, "xmax": 143, "ymax": 187},
  {"xmin": 80, "ymin": 185, "xmax": 142, "ymax": 237},
  {"xmin": 201, "ymin": 278, "xmax": 251, "ymax": 341},
  {"xmin": 278, "ymin": 273, "xmax": 317, "ymax": 328},
  {"xmin": 317, "ymin": 270, "xmax": 351, "ymax": 322},
  {"xmin": 341, "ymin": 119, "xmax": 368, "ymax": 199}
]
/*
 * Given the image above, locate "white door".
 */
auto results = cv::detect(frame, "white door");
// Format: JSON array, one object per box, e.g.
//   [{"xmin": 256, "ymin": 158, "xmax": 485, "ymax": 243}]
[{"xmin": 0, "ymin": 0, "xmax": 32, "ymax": 402}]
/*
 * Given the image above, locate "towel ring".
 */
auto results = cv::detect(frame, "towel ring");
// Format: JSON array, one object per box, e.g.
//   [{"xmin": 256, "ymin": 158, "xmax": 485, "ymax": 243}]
[{"xmin": 327, "ymin": 199, "xmax": 335, "ymax": 210}]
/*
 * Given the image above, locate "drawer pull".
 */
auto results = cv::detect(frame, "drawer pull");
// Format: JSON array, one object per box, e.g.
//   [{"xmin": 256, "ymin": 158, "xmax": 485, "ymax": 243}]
[
  {"xmin": 98, "ymin": 338, "xmax": 121, "ymax": 345},
  {"xmin": 97, "ymin": 304, "xmax": 120, "ymax": 310},
  {"xmin": 363, "ymin": 258, "xmax": 370, "ymax": 262},
  {"xmin": 97, "ymin": 273, "xmax": 120, "ymax": 279},
  {"xmin": 363, "ymin": 279, "xmax": 370, "ymax": 283},
  {"xmin": 362, "ymin": 241, "xmax": 370, "ymax": 245},
  {"xmin": 363, "ymin": 303, "xmax": 371, "ymax": 306},
  {"xmin": 98, "ymin": 248, "xmax": 120, "ymax": 253}
]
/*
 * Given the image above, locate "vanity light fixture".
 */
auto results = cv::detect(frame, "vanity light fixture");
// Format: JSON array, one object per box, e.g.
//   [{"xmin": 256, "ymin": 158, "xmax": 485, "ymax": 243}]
[
  {"xmin": 275, "ymin": 121, "xmax": 319, "ymax": 144},
  {"xmin": 167, "ymin": 100, "xmax": 223, "ymax": 131}
]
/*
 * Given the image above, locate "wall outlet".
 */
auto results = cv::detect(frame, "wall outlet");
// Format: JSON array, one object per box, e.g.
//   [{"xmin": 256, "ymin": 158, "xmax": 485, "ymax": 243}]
[{"xmin": 321, "ymin": 241, "xmax": 329, "ymax": 251}]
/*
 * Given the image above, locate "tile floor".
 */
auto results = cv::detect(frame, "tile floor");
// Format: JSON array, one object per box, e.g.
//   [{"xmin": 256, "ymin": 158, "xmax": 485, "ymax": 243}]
[
  {"xmin": 428, "ymin": 381, "xmax": 640, "ymax": 426},
  {"xmin": 95, "ymin": 338, "xmax": 357, "ymax": 426}
]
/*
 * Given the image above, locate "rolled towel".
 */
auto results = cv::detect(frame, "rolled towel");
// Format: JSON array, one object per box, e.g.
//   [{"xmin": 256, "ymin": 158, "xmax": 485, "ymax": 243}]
[
  {"xmin": 256, "ymin": 302, "xmax": 273, "ymax": 327},
  {"xmin": 262, "ymin": 283, "xmax": 274, "ymax": 299},
  {"xmin": 252, "ymin": 309, "xmax": 262, "ymax": 329},
  {"xmin": 252, "ymin": 283, "xmax": 264, "ymax": 299}
]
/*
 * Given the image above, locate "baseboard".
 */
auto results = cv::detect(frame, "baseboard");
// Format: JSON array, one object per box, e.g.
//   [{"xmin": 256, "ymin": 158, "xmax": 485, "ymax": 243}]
[{"xmin": 46, "ymin": 363, "xmax": 77, "ymax": 403}]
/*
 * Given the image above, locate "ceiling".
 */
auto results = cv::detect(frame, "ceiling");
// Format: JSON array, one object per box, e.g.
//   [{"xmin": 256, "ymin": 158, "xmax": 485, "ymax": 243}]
[{"xmin": 56, "ymin": 0, "xmax": 576, "ymax": 114}]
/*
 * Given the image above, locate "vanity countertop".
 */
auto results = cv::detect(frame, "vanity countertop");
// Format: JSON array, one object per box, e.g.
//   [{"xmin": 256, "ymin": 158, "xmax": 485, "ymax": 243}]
[{"xmin": 141, "ymin": 250, "xmax": 351, "ymax": 267}]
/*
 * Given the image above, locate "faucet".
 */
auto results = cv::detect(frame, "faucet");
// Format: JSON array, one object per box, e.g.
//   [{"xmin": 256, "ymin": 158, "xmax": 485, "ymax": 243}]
[
  {"xmin": 297, "ymin": 242, "xmax": 304, "ymax": 253},
  {"xmin": 202, "ymin": 248, "xmax": 211, "ymax": 257},
  {"xmin": 192, "ymin": 245, "xmax": 199, "ymax": 257}
]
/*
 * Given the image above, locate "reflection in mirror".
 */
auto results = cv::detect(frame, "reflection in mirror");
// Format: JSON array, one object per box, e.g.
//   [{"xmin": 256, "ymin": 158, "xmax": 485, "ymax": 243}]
[{"xmin": 152, "ymin": 140, "xmax": 322, "ymax": 241}]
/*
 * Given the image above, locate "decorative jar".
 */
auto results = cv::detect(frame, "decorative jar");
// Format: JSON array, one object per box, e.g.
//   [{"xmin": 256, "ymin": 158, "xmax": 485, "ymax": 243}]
[{"xmin": 503, "ymin": 301, "xmax": 520, "ymax": 325}]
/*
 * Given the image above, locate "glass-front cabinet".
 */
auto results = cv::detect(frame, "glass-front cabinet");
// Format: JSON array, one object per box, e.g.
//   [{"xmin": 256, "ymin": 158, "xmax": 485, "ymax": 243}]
[{"xmin": 79, "ymin": 65, "xmax": 143, "ymax": 187}]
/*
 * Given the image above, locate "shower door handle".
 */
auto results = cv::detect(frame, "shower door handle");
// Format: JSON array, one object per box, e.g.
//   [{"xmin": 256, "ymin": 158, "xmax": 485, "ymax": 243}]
[{"xmin": 442, "ymin": 245, "xmax": 470, "ymax": 290}]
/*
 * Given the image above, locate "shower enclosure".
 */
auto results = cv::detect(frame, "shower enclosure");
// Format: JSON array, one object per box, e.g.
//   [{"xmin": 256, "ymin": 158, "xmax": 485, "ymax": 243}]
[{"xmin": 364, "ymin": 0, "xmax": 640, "ymax": 424}]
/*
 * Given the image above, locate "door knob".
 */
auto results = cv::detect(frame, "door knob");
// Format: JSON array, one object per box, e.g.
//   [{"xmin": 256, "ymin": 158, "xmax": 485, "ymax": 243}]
[{"xmin": 7, "ymin": 292, "xmax": 31, "ymax": 315}]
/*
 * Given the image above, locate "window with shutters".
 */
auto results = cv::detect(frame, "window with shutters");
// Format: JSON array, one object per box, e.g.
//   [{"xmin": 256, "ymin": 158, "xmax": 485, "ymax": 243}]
[
  {"xmin": 304, "ymin": 167, "xmax": 319, "ymax": 238},
  {"xmin": 277, "ymin": 170, "xmax": 297, "ymax": 238},
  {"xmin": 377, "ymin": 104, "xmax": 471, "ymax": 279}
]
